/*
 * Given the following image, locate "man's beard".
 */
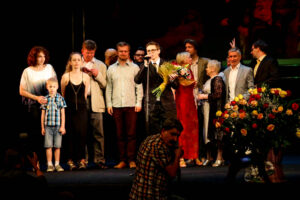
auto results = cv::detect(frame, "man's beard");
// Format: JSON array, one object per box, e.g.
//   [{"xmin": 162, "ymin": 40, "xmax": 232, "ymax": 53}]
[{"xmin": 119, "ymin": 57, "xmax": 128, "ymax": 62}]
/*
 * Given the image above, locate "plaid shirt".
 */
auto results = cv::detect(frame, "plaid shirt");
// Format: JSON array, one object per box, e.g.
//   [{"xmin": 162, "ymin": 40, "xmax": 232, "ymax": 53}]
[
  {"xmin": 129, "ymin": 134, "xmax": 172, "ymax": 200},
  {"xmin": 41, "ymin": 93, "xmax": 67, "ymax": 126}
]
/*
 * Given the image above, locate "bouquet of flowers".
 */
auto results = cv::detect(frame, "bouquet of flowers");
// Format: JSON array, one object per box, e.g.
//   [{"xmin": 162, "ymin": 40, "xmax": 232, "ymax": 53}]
[
  {"xmin": 215, "ymin": 85, "xmax": 300, "ymax": 156},
  {"xmin": 152, "ymin": 62, "xmax": 194, "ymax": 98}
]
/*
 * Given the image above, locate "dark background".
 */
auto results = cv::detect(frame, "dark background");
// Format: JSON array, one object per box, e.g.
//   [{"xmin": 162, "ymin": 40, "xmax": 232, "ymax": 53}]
[{"xmin": 3, "ymin": 0, "xmax": 300, "ymax": 144}]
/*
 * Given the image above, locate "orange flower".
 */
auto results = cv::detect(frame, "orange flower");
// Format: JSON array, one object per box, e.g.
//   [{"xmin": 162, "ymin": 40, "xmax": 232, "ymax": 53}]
[
  {"xmin": 257, "ymin": 113, "xmax": 264, "ymax": 120},
  {"xmin": 233, "ymin": 105, "xmax": 239, "ymax": 111},
  {"xmin": 252, "ymin": 110, "xmax": 258, "ymax": 116},
  {"xmin": 230, "ymin": 112, "xmax": 238, "ymax": 118},
  {"xmin": 225, "ymin": 103, "xmax": 231, "ymax": 109},
  {"xmin": 250, "ymin": 100, "xmax": 258, "ymax": 107},
  {"xmin": 267, "ymin": 124, "xmax": 275, "ymax": 131},
  {"xmin": 215, "ymin": 121, "xmax": 221, "ymax": 128},
  {"xmin": 272, "ymin": 108, "xmax": 278, "ymax": 113},
  {"xmin": 277, "ymin": 106, "xmax": 284, "ymax": 112},
  {"xmin": 286, "ymin": 109, "xmax": 293, "ymax": 115},
  {"xmin": 241, "ymin": 129, "xmax": 247, "ymax": 136},
  {"xmin": 239, "ymin": 99, "xmax": 247, "ymax": 105},
  {"xmin": 239, "ymin": 112, "xmax": 246, "ymax": 119}
]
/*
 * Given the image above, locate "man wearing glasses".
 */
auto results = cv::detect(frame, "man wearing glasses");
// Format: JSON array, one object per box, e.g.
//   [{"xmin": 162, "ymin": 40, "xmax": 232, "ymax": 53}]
[
  {"xmin": 135, "ymin": 41, "xmax": 178, "ymax": 136},
  {"xmin": 133, "ymin": 47, "xmax": 146, "ymax": 67}
]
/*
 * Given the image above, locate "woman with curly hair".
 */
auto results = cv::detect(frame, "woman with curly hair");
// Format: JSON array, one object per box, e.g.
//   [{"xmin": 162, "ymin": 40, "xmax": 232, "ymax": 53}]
[{"xmin": 19, "ymin": 46, "xmax": 57, "ymax": 168}]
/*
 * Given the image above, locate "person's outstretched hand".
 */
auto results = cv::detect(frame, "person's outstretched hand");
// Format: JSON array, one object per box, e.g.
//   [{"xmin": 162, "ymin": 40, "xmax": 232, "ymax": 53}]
[{"xmin": 230, "ymin": 38, "xmax": 236, "ymax": 48}]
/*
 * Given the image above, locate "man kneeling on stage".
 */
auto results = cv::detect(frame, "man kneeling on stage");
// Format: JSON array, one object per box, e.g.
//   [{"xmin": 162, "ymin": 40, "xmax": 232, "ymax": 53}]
[{"xmin": 129, "ymin": 118, "xmax": 184, "ymax": 200}]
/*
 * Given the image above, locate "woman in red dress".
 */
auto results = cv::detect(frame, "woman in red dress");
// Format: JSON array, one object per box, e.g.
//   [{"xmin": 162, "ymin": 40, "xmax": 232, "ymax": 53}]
[{"xmin": 174, "ymin": 52, "xmax": 199, "ymax": 167}]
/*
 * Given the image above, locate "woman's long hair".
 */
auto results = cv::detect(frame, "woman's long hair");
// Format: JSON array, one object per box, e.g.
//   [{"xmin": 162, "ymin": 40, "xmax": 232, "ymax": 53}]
[{"xmin": 64, "ymin": 52, "xmax": 82, "ymax": 73}]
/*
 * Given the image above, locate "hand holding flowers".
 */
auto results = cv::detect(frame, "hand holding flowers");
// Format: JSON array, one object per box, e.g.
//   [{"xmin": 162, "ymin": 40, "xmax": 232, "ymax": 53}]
[{"xmin": 152, "ymin": 62, "xmax": 193, "ymax": 98}]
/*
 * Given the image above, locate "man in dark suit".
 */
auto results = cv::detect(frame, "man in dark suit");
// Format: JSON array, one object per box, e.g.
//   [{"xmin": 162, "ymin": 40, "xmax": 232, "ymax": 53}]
[
  {"xmin": 250, "ymin": 40, "xmax": 280, "ymax": 88},
  {"xmin": 134, "ymin": 41, "xmax": 178, "ymax": 136}
]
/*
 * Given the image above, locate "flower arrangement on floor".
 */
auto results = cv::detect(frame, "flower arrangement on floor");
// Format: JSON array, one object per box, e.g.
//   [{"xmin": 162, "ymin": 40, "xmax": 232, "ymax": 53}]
[
  {"xmin": 215, "ymin": 84, "xmax": 300, "ymax": 183},
  {"xmin": 152, "ymin": 62, "xmax": 193, "ymax": 98},
  {"xmin": 215, "ymin": 84, "xmax": 300, "ymax": 157}
]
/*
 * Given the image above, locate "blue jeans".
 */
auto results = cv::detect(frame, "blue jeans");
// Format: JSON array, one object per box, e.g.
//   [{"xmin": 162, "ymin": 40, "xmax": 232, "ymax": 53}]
[{"xmin": 44, "ymin": 126, "xmax": 62, "ymax": 148}]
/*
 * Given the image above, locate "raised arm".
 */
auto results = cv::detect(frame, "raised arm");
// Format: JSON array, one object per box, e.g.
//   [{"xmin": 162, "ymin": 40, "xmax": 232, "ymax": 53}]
[{"xmin": 134, "ymin": 64, "xmax": 147, "ymax": 84}]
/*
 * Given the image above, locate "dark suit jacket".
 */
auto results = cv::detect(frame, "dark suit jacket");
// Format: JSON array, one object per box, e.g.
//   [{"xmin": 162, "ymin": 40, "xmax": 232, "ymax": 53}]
[
  {"xmin": 134, "ymin": 59, "xmax": 178, "ymax": 119},
  {"xmin": 250, "ymin": 55, "xmax": 280, "ymax": 88}
]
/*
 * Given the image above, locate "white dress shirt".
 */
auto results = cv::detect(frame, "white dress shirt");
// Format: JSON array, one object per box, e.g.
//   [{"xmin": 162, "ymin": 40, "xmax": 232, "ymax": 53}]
[
  {"xmin": 228, "ymin": 63, "xmax": 240, "ymax": 101},
  {"xmin": 82, "ymin": 57, "xmax": 96, "ymax": 96},
  {"xmin": 106, "ymin": 60, "xmax": 143, "ymax": 108},
  {"xmin": 151, "ymin": 58, "xmax": 160, "ymax": 72}
]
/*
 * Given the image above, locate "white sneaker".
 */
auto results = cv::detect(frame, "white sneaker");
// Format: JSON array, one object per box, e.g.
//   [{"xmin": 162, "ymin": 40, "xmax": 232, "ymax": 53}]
[
  {"xmin": 55, "ymin": 164, "xmax": 64, "ymax": 172},
  {"xmin": 47, "ymin": 165, "xmax": 55, "ymax": 172}
]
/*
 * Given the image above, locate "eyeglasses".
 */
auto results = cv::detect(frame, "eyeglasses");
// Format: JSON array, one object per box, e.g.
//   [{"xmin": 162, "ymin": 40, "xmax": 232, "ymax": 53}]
[
  {"xmin": 147, "ymin": 49, "xmax": 157, "ymax": 53},
  {"xmin": 135, "ymin": 54, "xmax": 145, "ymax": 57}
]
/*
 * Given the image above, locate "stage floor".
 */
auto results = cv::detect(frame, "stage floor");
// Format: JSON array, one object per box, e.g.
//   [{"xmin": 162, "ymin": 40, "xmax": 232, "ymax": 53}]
[{"xmin": 34, "ymin": 154, "xmax": 300, "ymax": 199}]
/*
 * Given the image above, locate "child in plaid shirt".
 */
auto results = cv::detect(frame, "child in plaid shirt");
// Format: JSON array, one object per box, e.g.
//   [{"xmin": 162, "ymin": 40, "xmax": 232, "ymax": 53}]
[{"xmin": 41, "ymin": 78, "xmax": 67, "ymax": 172}]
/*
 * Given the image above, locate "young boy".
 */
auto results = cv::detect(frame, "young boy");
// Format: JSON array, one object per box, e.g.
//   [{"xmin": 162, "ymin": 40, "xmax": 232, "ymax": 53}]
[{"xmin": 41, "ymin": 78, "xmax": 67, "ymax": 172}]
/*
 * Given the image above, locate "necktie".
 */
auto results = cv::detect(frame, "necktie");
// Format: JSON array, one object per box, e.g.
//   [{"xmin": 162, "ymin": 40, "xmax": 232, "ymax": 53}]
[
  {"xmin": 254, "ymin": 59, "xmax": 261, "ymax": 77},
  {"xmin": 153, "ymin": 62, "xmax": 158, "ymax": 72}
]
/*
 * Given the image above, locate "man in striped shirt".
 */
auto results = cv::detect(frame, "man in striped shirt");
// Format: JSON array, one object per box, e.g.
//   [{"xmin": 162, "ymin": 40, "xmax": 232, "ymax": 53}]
[{"xmin": 41, "ymin": 78, "xmax": 67, "ymax": 172}]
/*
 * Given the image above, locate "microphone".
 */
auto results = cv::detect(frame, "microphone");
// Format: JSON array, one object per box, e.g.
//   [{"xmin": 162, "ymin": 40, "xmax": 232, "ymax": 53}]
[{"xmin": 143, "ymin": 55, "xmax": 151, "ymax": 61}]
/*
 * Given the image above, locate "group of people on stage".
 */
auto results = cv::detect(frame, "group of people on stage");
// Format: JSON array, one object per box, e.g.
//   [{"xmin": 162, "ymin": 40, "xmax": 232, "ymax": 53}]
[{"xmin": 18, "ymin": 37, "xmax": 279, "ymax": 179}]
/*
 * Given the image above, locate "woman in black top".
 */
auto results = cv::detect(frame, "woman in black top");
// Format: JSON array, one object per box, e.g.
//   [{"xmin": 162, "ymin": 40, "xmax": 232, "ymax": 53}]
[{"xmin": 61, "ymin": 52, "xmax": 90, "ymax": 170}]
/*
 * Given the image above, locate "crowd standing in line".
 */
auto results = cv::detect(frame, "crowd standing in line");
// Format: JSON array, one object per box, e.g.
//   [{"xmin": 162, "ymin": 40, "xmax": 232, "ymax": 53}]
[{"xmin": 15, "ymin": 38, "xmax": 281, "ymax": 186}]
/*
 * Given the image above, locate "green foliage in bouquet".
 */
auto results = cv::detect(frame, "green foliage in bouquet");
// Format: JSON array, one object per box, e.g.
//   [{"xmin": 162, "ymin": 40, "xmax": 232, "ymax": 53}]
[{"xmin": 152, "ymin": 62, "xmax": 192, "ymax": 98}]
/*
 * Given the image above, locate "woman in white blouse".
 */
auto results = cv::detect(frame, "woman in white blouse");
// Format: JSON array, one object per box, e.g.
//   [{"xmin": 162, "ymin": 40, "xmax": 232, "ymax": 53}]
[{"xmin": 19, "ymin": 46, "xmax": 57, "ymax": 169}]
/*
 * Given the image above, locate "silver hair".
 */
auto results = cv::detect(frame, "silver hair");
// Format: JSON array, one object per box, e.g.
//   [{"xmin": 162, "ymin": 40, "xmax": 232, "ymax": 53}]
[
  {"xmin": 176, "ymin": 52, "xmax": 191, "ymax": 65},
  {"xmin": 228, "ymin": 47, "xmax": 241, "ymax": 55},
  {"xmin": 207, "ymin": 60, "xmax": 221, "ymax": 73}
]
